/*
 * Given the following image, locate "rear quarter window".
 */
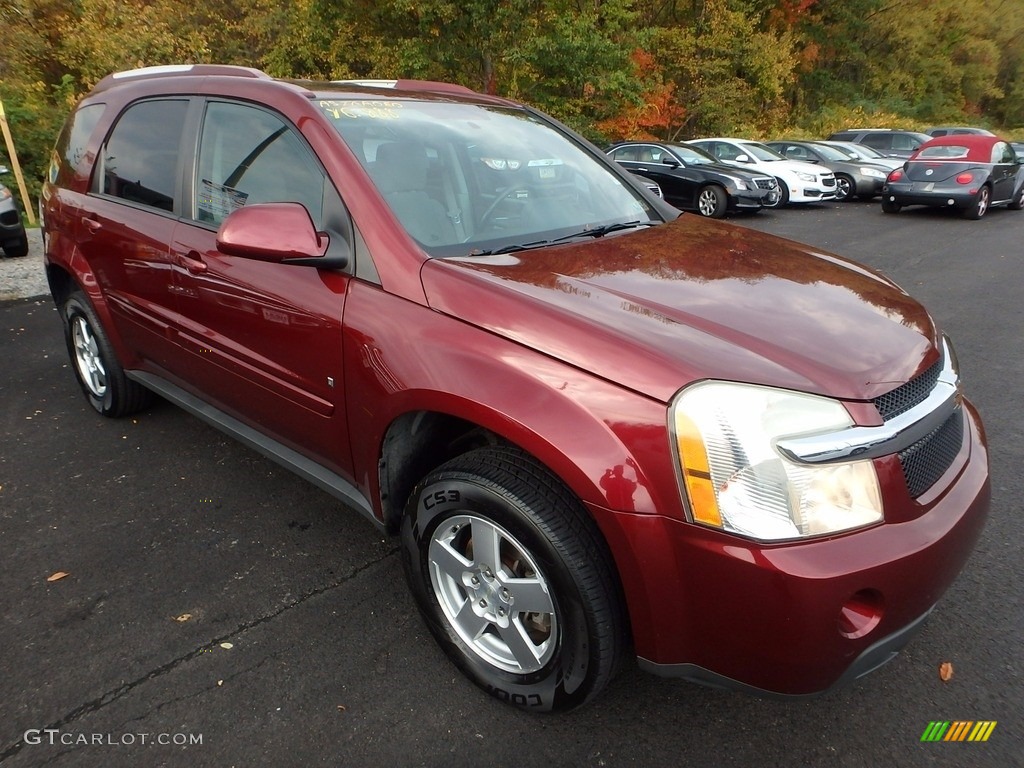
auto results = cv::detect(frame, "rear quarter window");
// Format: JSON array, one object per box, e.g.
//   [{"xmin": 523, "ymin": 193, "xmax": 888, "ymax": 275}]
[{"xmin": 50, "ymin": 103, "xmax": 104, "ymax": 186}]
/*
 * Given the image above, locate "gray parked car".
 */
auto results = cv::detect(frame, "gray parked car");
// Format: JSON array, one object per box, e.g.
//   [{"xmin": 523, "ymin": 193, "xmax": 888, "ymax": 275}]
[
  {"xmin": 0, "ymin": 166, "xmax": 29, "ymax": 258},
  {"xmin": 827, "ymin": 129, "xmax": 930, "ymax": 159},
  {"xmin": 818, "ymin": 141, "xmax": 905, "ymax": 173},
  {"xmin": 766, "ymin": 140, "xmax": 891, "ymax": 201}
]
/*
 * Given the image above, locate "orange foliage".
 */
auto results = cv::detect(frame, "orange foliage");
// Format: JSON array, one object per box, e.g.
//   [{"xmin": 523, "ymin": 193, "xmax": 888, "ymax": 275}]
[{"xmin": 596, "ymin": 49, "xmax": 686, "ymax": 141}]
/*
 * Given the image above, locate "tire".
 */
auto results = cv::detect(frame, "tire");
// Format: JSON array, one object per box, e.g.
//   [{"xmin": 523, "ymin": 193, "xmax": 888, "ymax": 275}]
[
  {"xmin": 834, "ymin": 174, "xmax": 855, "ymax": 202},
  {"xmin": 764, "ymin": 178, "xmax": 788, "ymax": 208},
  {"xmin": 962, "ymin": 186, "xmax": 990, "ymax": 219},
  {"xmin": 3, "ymin": 236, "xmax": 28, "ymax": 258},
  {"xmin": 400, "ymin": 445, "xmax": 625, "ymax": 712},
  {"xmin": 1008, "ymin": 184, "xmax": 1024, "ymax": 211},
  {"xmin": 62, "ymin": 292, "xmax": 152, "ymax": 417},
  {"xmin": 881, "ymin": 197, "xmax": 901, "ymax": 214},
  {"xmin": 696, "ymin": 184, "xmax": 728, "ymax": 218}
]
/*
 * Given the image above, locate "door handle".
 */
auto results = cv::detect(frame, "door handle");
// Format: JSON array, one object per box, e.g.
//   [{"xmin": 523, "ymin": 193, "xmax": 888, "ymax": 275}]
[
  {"xmin": 82, "ymin": 218, "xmax": 102, "ymax": 233},
  {"xmin": 176, "ymin": 251, "xmax": 208, "ymax": 274}
]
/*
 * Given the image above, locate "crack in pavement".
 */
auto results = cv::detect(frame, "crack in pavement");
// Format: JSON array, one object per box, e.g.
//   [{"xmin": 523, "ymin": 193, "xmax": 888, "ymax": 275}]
[{"xmin": 0, "ymin": 547, "xmax": 397, "ymax": 763}]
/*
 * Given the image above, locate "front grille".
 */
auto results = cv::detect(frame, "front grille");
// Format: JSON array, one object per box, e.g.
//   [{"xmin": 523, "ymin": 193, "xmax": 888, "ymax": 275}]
[
  {"xmin": 754, "ymin": 178, "xmax": 776, "ymax": 190},
  {"xmin": 899, "ymin": 409, "xmax": 964, "ymax": 498},
  {"xmin": 873, "ymin": 358, "xmax": 942, "ymax": 420}
]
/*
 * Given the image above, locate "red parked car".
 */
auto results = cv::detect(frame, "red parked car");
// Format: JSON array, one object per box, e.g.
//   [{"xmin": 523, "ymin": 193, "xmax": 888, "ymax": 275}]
[{"xmin": 41, "ymin": 65, "xmax": 990, "ymax": 711}]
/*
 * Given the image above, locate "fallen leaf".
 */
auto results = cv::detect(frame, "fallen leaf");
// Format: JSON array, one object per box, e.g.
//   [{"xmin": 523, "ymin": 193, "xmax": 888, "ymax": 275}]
[
  {"xmin": 939, "ymin": 662, "xmax": 954, "ymax": 682},
  {"xmin": 337, "ymin": 705, "xmax": 347, "ymax": 713},
  {"xmin": 173, "ymin": 613, "xmax": 192, "ymax": 622},
  {"xmin": 220, "ymin": 642, "xmax": 233, "ymax": 650},
  {"xmin": 217, "ymin": 680, "xmax": 224, "ymax": 686},
  {"xmin": 47, "ymin": 571, "xmax": 69, "ymax": 582}
]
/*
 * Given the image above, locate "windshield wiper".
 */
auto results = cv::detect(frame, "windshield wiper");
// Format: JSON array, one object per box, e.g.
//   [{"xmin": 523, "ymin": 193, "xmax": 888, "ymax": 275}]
[
  {"xmin": 466, "ymin": 221, "xmax": 656, "ymax": 257},
  {"xmin": 546, "ymin": 220, "xmax": 656, "ymax": 244}
]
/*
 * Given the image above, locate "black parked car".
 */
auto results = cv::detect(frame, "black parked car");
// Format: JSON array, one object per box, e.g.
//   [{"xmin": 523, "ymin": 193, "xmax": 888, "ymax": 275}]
[
  {"xmin": 607, "ymin": 141, "xmax": 779, "ymax": 217},
  {"xmin": 766, "ymin": 140, "xmax": 891, "ymax": 201},
  {"xmin": 0, "ymin": 166, "xmax": 29, "ymax": 258},
  {"xmin": 881, "ymin": 134, "xmax": 1024, "ymax": 219}
]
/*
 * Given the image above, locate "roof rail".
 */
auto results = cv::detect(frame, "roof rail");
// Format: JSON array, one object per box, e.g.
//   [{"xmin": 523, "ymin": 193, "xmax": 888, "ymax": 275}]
[
  {"xmin": 331, "ymin": 79, "xmax": 478, "ymax": 96},
  {"xmin": 92, "ymin": 64, "xmax": 272, "ymax": 94}
]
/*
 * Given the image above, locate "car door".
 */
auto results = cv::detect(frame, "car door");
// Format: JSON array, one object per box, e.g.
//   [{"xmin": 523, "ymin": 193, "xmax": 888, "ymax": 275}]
[
  {"xmin": 989, "ymin": 141, "xmax": 1017, "ymax": 202},
  {"xmin": 168, "ymin": 99, "xmax": 354, "ymax": 473},
  {"xmin": 631, "ymin": 145, "xmax": 694, "ymax": 208},
  {"xmin": 612, "ymin": 145, "xmax": 681, "ymax": 206},
  {"xmin": 77, "ymin": 98, "xmax": 193, "ymax": 371}
]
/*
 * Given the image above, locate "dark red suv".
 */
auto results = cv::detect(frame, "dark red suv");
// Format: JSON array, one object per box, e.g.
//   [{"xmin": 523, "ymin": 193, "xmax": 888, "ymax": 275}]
[{"xmin": 41, "ymin": 65, "xmax": 990, "ymax": 711}]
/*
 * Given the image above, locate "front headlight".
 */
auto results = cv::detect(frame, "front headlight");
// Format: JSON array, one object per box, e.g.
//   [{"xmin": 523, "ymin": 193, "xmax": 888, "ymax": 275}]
[
  {"xmin": 727, "ymin": 177, "xmax": 748, "ymax": 190},
  {"xmin": 794, "ymin": 171, "xmax": 816, "ymax": 182},
  {"xmin": 672, "ymin": 382, "xmax": 883, "ymax": 541},
  {"xmin": 860, "ymin": 167, "xmax": 887, "ymax": 179}
]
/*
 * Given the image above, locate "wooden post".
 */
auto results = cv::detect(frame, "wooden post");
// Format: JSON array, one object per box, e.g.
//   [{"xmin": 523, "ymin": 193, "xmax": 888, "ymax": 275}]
[{"xmin": 0, "ymin": 98, "xmax": 38, "ymax": 225}]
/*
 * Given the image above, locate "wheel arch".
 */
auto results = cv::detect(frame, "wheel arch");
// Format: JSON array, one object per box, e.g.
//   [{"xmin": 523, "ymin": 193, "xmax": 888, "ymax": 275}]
[{"xmin": 46, "ymin": 252, "xmax": 139, "ymax": 368}]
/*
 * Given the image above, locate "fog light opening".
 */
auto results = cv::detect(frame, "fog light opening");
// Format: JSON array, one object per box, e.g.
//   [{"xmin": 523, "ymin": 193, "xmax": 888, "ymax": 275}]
[{"xmin": 838, "ymin": 589, "xmax": 884, "ymax": 639}]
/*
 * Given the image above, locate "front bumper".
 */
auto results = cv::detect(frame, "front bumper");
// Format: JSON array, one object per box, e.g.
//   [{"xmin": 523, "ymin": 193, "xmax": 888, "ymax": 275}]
[
  {"xmin": 789, "ymin": 185, "xmax": 837, "ymax": 204},
  {"xmin": 730, "ymin": 188, "xmax": 771, "ymax": 211},
  {"xmin": 593, "ymin": 400, "xmax": 989, "ymax": 696}
]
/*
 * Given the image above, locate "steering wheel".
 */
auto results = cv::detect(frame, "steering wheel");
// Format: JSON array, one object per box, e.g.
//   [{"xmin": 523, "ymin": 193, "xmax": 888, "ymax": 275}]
[{"xmin": 477, "ymin": 184, "xmax": 529, "ymax": 230}]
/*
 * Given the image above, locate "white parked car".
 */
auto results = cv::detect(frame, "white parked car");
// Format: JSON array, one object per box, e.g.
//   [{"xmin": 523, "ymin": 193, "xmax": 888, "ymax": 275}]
[{"xmin": 688, "ymin": 138, "xmax": 837, "ymax": 206}]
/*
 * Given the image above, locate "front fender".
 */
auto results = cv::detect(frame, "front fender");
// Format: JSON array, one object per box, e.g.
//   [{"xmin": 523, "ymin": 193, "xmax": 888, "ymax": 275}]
[{"xmin": 343, "ymin": 280, "xmax": 685, "ymax": 523}]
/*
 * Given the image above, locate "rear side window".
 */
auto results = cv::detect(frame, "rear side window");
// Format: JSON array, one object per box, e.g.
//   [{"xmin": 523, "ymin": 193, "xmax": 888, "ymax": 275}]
[
  {"xmin": 194, "ymin": 101, "xmax": 326, "ymax": 227},
  {"xmin": 50, "ymin": 103, "xmax": 104, "ymax": 185},
  {"xmin": 100, "ymin": 100, "xmax": 188, "ymax": 212},
  {"xmin": 861, "ymin": 134, "xmax": 892, "ymax": 150}
]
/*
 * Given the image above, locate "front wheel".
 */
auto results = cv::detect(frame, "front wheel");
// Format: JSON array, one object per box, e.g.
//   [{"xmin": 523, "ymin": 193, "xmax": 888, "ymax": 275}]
[
  {"xmin": 696, "ymin": 184, "xmax": 728, "ymax": 218},
  {"xmin": 763, "ymin": 179, "xmax": 788, "ymax": 208},
  {"xmin": 62, "ymin": 292, "xmax": 152, "ymax": 417},
  {"xmin": 400, "ymin": 446, "xmax": 625, "ymax": 712},
  {"xmin": 834, "ymin": 174, "xmax": 855, "ymax": 202}
]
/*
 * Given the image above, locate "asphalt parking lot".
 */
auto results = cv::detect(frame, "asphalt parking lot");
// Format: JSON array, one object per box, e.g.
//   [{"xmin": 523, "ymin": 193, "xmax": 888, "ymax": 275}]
[{"xmin": 1, "ymin": 200, "xmax": 1021, "ymax": 767}]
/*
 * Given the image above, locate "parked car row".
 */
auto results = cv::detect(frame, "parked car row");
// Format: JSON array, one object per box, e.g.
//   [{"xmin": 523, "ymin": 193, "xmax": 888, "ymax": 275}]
[{"xmin": 610, "ymin": 127, "xmax": 1024, "ymax": 221}]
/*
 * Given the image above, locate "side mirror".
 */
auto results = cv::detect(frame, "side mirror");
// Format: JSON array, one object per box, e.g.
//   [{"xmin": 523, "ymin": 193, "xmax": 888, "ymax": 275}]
[
  {"xmin": 735, "ymin": 154, "xmax": 751, "ymax": 163},
  {"xmin": 216, "ymin": 202, "xmax": 348, "ymax": 268},
  {"xmin": 662, "ymin": 157, "xmax": 681, "ymax": 168}
]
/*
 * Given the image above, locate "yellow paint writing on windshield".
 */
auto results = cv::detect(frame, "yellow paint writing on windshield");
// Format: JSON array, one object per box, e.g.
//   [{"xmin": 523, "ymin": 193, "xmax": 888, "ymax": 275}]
[{"xmin": 319, "ymin": 100, "xmax": 403, "ymax": 120}]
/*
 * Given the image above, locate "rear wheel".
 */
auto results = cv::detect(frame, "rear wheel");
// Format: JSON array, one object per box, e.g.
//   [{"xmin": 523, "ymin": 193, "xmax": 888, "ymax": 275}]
[
  {"xmin": 962, "ymin": 186, "xmax": 990, "ymax": 219},
  {"xmin": 881, "ymin": 197, "xmax": 901, "ymax": 214},
  {"xmin": 1008, "ymin": 184, "xmax": 1024, "ymax": 211},
  {"xmin": 834, "ymin": 174, "xmax": 855, "ymax": 202},
  {"xmin": 62, "ymin": 292, "xmax": 152, "ymax": 417},
  {"xmin": 696, "ymin": 185, "xmax": 728, "ymax": 218},
  {"xmin": 400, "ymin": 445, "xmax": 625, "ymax": 712}
]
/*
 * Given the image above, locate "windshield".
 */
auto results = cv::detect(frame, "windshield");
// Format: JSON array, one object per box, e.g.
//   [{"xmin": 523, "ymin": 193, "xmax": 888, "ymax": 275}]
[
  {"xmin": 740, "ymin": 142, "xmax": 786, "ymax": 162},
  {"xmin": 318, "ymin": 98, "xmax": 656, "ymax": 256},
  {"xmin": 668, "ymin": 144, "xmax": 720, "ymax": 166},
  {"xmin": 808, "ymin": 143, "xmax": 851, "ymax": 162}
]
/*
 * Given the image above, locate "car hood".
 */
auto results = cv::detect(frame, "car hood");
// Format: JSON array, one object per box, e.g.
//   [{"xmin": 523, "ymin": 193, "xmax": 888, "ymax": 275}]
[{"xmin": 420, "ymin": 217, "xmax": 939, "ymax": 404}]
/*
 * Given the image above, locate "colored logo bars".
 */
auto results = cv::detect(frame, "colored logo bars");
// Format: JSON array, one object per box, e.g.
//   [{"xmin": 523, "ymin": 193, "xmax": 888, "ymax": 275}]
[{"xmin": 921, "ymin": 721, "xmax": 997, "ymax": 742}]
